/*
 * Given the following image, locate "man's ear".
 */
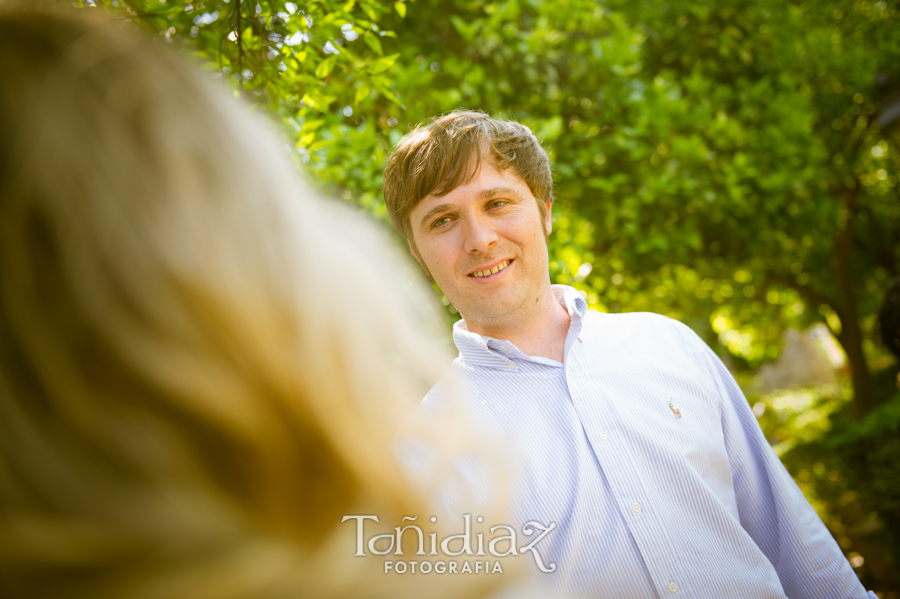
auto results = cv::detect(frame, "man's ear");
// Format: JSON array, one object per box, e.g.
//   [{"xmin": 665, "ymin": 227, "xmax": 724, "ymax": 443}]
[
  {"xmin": 543, "ymin": 200, "xmax": 553, "ymax": 236},
  {"xmin": 408, "ymin": 238, "xmax": 422, "ymax": 264}
]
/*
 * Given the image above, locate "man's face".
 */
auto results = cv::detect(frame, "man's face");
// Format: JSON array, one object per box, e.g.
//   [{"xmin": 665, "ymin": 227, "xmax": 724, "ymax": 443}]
[{"xmin": 408, "ymin": 161, "xmax": 553, "ymax": 327}]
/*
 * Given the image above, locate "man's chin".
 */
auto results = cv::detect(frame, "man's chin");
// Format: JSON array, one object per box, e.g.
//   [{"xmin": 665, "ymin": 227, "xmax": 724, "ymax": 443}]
[{"xmin": 457, "ymin": 299, "xmax": 528, "ymax": 327}]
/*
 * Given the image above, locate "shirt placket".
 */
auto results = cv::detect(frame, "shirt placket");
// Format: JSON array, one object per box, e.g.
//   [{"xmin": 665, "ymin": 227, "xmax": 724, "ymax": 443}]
[{"xmin": 564, "ymin": 341, "xmax": 692, "ymax": 599}]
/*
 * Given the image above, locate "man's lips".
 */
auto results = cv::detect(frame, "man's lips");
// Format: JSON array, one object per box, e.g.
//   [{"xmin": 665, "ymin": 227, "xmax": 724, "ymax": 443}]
[{"xmin": 467, "ymin": 259, "xmax": 513, "ymax": 278}]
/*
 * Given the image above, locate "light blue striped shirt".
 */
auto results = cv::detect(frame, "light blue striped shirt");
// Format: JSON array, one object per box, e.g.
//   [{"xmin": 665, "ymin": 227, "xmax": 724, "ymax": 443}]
[{"xmin": 415, "ymin": 285, "xmax": 873, "ymax": 599}]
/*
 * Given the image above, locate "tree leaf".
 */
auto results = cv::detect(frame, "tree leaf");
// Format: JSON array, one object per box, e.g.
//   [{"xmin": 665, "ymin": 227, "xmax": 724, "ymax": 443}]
[
  {"xmin": 369, "ymin": 53, "xmax": 399, "ymax": 74},
  {"xmin": 363, "ymin": 32, "xmax": 383, "ymax": 55},
  {"xmin": 315, "ymin": 57, "xmax": 335, "ymax": 78},
  {"xmin": 355, "ymin": 83, "xmax": 371, "ymax": 104}
]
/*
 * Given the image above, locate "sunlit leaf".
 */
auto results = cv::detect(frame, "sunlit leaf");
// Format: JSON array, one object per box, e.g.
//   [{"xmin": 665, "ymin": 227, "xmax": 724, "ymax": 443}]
[
  {"xmin": 355, "ymin": 83, "xmax": 371, "ymax": 104},
  {"xmin": 363, "ymin": 32, "xmax": 383, "ymax": 55}
]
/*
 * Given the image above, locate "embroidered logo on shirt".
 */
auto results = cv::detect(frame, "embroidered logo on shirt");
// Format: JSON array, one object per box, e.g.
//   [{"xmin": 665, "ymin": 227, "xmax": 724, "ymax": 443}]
[{"xmin": 668, "ymin": 400, "xmax": 682, "ymax": 419}]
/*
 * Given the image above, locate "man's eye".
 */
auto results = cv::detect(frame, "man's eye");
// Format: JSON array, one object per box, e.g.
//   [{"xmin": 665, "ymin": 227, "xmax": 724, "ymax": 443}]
[
  {"xmin": 488, "ymin": 200, "xmax": 506, "ymax": 209},
  {"xmin": 432, "ymin": 216, "xmax": 452, "ymax": 228}
]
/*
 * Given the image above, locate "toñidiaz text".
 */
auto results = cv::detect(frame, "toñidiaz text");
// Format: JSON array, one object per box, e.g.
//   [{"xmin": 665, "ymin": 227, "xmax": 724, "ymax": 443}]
[{"xmin": 341, "ymin": 514, "xmax": 557, "ymax": 575}]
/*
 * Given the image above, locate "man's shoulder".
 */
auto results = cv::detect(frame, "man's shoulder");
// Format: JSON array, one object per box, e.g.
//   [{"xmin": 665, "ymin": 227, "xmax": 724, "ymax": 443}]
[
  {"xmin": 581, "ymin": 309, "xmax": 708, "ymax": 369},
  {"xmin": 582, "ymin": 309, "xmax": 695, "ymax": 340}
]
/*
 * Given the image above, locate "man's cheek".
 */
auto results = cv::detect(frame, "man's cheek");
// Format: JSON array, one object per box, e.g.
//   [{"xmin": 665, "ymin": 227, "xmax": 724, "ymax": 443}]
[{"xmin": 426, "ymin": 252, "xmax": 449, "ymax": 277}]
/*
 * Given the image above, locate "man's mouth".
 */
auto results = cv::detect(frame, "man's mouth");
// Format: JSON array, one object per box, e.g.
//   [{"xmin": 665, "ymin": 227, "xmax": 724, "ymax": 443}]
[{"xmin": 468, "ymin": 259, "xmax": 512, "ymax": 278}]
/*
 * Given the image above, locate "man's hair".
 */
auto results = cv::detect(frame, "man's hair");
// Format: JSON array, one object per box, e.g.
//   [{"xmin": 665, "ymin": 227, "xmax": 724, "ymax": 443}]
[{"xmin": 383, "ymin": 110, "xmax": 554, "ymax": 240}]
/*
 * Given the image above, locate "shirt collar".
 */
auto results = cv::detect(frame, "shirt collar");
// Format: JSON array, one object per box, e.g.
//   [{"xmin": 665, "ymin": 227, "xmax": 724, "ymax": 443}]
[{"xmin": 452, "ymin": 285, "xmax": 588, "ymax": 371}]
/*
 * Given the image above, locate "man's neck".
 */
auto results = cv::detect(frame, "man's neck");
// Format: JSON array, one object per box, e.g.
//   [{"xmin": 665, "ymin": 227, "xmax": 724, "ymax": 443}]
[{"xmin": 462, "ymin": 287, "xmax": 571, "ymax": 363}]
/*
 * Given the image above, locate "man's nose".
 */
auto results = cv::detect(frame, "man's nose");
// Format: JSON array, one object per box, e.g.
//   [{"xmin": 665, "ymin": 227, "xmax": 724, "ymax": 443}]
[{"xmin": 462, "ymin": 214, "xmax": 499, "ymax": 254}]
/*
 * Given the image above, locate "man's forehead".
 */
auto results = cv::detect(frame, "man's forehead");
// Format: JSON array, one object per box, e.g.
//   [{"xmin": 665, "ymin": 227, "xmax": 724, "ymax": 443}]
[{"xmin": 423, "ymin": 161, "xmax": 527, "ymax": 203}]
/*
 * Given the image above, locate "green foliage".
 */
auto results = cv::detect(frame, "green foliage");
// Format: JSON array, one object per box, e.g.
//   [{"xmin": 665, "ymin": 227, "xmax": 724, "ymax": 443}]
[
  {"xmin": 753, "ymin": 371, "xmax": 900, "ymax": 589},
  {"xmin": 830, "ymin": 371, "xmax": 900, "ymax": 531},
  {"xmin": 79, "ymin": 0, "xmax": 405, "ymax": 227}
]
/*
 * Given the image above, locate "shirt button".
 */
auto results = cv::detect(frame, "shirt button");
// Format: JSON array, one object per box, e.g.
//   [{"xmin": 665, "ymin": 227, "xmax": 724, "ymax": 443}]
[
  {"xmin": 507, "ymin": 362, "xmax": 515, "ymax": 371},
  {"xmin": 598, "ymin": 431, "xmax": 608, "ymax": 441},
  {"xmin": 668, "ymin": 581, "xmax": 678, "ymax": 593},
  {"xmin": 631, "ymin": 502, "xmax": 641, "ymax": 514},
  {"xmin": 499, "ymin": 345, "xmax": 508, "ymax": 351}
]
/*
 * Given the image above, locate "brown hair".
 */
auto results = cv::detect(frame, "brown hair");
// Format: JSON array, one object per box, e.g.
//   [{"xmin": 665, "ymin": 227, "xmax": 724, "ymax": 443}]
[
  {"xmin": 383, "ymin": 110, "xmax": 554, "ymax": 241},
  {"xmin": 0, "ymin": 5, "xmax": 508, "ymax": 598}
]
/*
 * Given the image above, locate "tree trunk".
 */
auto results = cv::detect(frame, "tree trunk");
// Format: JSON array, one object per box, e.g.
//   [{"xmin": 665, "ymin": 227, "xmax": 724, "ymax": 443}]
[
  {"xmin": 832, "ymin": 191, "xmax": 876, "ymax": 419},
  {"xmin": 834, "ymin": 314, "xmax": 876, "ymax": 419}
]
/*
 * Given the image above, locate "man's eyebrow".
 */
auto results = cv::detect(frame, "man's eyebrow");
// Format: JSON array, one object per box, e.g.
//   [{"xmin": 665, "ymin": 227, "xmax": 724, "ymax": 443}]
[
  {"xmin": 480, "ymin": 186, "xmax": 527, "ymax": 200},
  {"xmin": 417, "ymin": 187, "xmax": 527, "ymax": 230},
  {"xmin": 418, "ymin": 203, "xmax": 453, "ymax": 230}
]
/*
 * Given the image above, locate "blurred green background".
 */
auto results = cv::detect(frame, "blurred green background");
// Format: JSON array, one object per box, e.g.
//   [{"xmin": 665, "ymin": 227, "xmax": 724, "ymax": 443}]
[{"xmin": 73, "ymin": 0, "xmax": 900, "ymax": 593}]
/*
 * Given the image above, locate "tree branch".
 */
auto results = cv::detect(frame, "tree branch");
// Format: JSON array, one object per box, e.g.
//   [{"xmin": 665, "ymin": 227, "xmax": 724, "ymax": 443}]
[
  {"xmin": 233, "ymin": 0, "xmax": 243, "ymax": 93},
  {"xmin": 763, "ymin": 272, "xmax": 833, "ymax": 312}
]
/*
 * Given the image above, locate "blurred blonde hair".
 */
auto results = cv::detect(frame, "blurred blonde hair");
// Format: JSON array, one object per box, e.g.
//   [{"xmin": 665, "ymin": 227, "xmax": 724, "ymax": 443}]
[{"xmin": 0, "ymin": 4, "xmax": 506, "ymax": 598}]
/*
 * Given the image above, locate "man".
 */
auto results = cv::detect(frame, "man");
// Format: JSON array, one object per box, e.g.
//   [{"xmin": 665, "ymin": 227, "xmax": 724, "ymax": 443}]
[{"xmin": 383, "ymin": 110, "xmax": 874, "ymax": 598}]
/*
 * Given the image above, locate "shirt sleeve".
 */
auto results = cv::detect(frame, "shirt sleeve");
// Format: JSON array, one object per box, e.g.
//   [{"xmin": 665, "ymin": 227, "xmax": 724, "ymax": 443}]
[{"xmin": 689, "ymin": 329, "xmax": 874, "ymax": 599}]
